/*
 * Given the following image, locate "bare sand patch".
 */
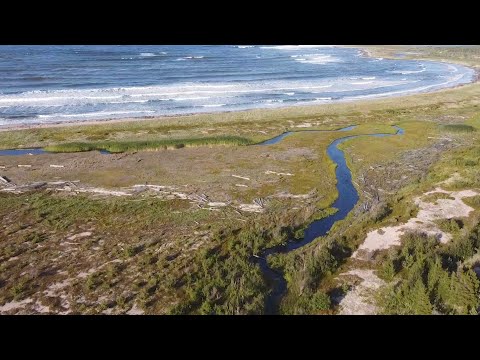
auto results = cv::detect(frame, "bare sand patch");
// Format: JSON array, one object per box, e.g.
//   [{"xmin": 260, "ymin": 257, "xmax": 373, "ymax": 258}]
[
  {"xmin": 77, "ymin": 269, "xmax": 96, "ymax": 279},
  {"xmin": 126, "ymin": 303, "xmax": 144, "ymax": 315},
  {"xmin": 271, "ymin": 191, "xmax": 313, "ymax": 199},
  {"xmin": 207, "ymin": 202, "xmax": 228, "ymax": 207},
  {"xmin": 238, "ymin": 203, "xmax": 264, "ymax": 213},
  {"xmin": 231, "ymin": 175, "xmax": 251, "ymax": 181},
  {"xmin": 73, "ymin": 188, "xmax": 132, "ymax": 197},
  {"xmin": 265, "ymin": 170, "xmax": 294, "ymax": 176},
  {"xmin": 353, "ymin": 187, "xmax": 479, "ymax": 260},
  {"xmin": 67, "ymin": 232, "xmax": 92, "ymax": 241},
  {"xmin": 32, "ymin": 301, "xmax": 50, "ymax": 314},
  {"xmin": 0, "ymin": 298, "xmax": 33, "ymax": 313},
  {"xmin": 43, "ymin": 279, "xmax": 72, "ymax": 297},
  {"xmin": 338, "ymin": 269, "xmax": 385, "ymax": 315}
]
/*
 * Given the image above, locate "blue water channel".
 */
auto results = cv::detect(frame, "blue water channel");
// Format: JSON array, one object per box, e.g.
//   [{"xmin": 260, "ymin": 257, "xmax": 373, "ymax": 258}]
[{"xmin": 255, "ymin": 125, "xmax": 404, "ymax": 314}]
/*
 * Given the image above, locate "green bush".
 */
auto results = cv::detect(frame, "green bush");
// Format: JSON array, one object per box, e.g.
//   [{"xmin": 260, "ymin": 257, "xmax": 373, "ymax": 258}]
[
  {"xmin": 10, "ymin": 277, "xmax": 30, "ymax": 300},
  {"xmin": 310, "ymin": 291, "xmax": 331, "ymax": 312},
  {"xmin": 436, "ymin": 218, "xmax": 463, "ymax": 234},
  {"xmin": 23, "ymin": 232, "xmax": 46, "ymax": 244}
]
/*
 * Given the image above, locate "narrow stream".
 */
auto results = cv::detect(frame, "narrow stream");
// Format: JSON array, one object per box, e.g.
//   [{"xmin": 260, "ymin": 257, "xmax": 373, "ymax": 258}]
[
  {"xmin": 0, "ymin": 126, "xmax": 359, "ymax": 157},
  {"xmin": 255, "ymin": 125, "xmax": 404, "ymax": 314},
  {"xmin": 0, "ymin": 148, "xmax": 110, "ymax": 156},
  {"xmin": 0, "ymin": 148, "xmax": 48, "ymax": 156}
]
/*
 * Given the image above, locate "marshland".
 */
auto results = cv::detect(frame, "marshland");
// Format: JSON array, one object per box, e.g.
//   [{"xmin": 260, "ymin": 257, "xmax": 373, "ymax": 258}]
[{"xmin": 1, "ymin": 45, "xmax": 480, "ymax": 315}]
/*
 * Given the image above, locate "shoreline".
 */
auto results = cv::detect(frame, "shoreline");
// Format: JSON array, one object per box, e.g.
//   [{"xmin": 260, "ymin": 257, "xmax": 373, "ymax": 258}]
[{"xmin": 1, "ymin": 46, "xmax": 478, "ymax": 132}]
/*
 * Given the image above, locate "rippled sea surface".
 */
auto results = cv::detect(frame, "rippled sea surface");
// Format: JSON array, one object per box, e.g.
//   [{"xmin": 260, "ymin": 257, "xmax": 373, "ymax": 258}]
[{"xmin": 0, "ymin": 45, "xmax": 474, "ymax": 126}]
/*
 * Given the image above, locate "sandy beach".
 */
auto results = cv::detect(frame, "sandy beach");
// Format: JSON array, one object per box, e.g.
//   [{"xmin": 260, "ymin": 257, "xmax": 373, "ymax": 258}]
[{"xmin": 0, "ymin": 45, "xmax": 478, "ymax": 133}]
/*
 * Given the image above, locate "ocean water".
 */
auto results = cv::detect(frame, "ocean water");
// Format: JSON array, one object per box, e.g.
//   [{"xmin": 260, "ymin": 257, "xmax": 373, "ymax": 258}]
[{"xmin": 0, "ymin": 45, "xmax": 475, "ymax": 126}]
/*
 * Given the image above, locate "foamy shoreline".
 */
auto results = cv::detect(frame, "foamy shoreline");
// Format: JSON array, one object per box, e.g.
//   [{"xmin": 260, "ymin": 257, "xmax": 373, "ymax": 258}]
[{"xmin": 0, "ymin": 46, "xmax": 477, "ymax": 132}]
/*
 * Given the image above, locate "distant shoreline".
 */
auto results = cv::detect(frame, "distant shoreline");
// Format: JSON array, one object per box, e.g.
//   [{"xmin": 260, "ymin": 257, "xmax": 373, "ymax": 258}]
[{"xmin": 1, "ymin": 46, "xmax": 478, "ymax": 132}]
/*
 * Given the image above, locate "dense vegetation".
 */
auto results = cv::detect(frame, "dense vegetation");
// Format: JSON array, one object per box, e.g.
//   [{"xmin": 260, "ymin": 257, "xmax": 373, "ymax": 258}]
[
  {"xmin": 44, "ymin": 136, "xmax": 254, "ymax": 153},
  {"xmin": 377, "ymin": 229, "xmax": 480, "ymax": 315},
  {"xmin": 170, "ymin": 204, "xmax": 328, "ymax": 314},
  {"xmin": 169, "ymin": 230, "xmax": 269, "ymax": 315}
]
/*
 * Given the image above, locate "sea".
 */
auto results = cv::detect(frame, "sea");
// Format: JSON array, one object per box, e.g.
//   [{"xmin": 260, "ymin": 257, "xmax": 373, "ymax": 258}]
[{"xmin": 0, "ymin": 45, "xmax": 475, "ymax": 126}]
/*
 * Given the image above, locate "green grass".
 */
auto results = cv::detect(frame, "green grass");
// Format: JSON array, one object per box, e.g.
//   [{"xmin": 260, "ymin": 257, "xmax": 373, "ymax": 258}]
[
  {"xmin": 421, "ymin": 192, "xmax": 455, "ymax": 204},
  {"xmin": 442, "ymin": 124, "xmax": 477, "ymax": 133},
  {"xmin": 44, "ymin": 136, "xmax": 254, "ymax": 153},
  {"xmin": 463, "ymin": 195, "xmax": 480, "ymax": 209}
]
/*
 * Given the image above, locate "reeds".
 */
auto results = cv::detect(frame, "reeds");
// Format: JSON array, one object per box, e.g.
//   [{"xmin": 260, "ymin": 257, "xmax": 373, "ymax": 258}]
[{"xmin": 44, "ymin": 136, "xmax": 254, "ymax": 153}]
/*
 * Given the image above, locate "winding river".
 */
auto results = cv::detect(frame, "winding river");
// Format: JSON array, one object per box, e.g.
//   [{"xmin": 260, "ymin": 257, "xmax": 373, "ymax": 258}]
[{"xmin": 255, "ymin": 124, "xmax": 404, "ymax": 314}]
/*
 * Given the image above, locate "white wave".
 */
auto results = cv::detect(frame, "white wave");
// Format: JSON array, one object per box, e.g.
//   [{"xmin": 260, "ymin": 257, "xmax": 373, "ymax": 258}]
[
  {"xmin": 0, "ymin": 94, "xmax": 123, "ymax": 105},
  {"xmin": 0, "ymin": 78, "xmax": 427, "ymax": 109},
  {"xmin": 295, "ymin": 55, "xmax": 340, "ymax": 65},
  {"xmin": 237, "ymin": 46, "xmax": 254, "ymax": 49},
  {"xmin": 0, "ymin": 66, "xmax": 470, "ymax": 114},
  {"xmin": 447, "ymin": 64, "xmax": 459, "ymax": 73},
  {"xmin": 362, "ymin": 77, "xmax": 376, "ymax": 80},
  {"xmin": 182, "ymin": 56, "xmax": 204, "ymax": 59},
  {"xmin": 139, "ymin": 52, "xmax": 166, "ymax": 57},
  {"xmin": 375, "ymin": 58, "xmax": 384, "ymax": 61},
  {"xmin": 390, "ymin": 69, "xmax": 426, "ymax": 74},
  {"xmin": 38, "ymin": 110, "xmax": 155, "ymax": 119},
  {"xmin": 343, "ymin": 72, "xmax": 469, "ymax": 101},
  {"xmin": 260, "ymin": 45, "xmax": 333, "ymax": 50},
  {"xmin": 202, "ymin": 104, "xmax": 226, "ymax": 107},
  {"xmin": 290, "ymin": 54, "xmax": 317, "ymax": 58},
  {"xmin": 109, "ymin": 99, "xmax": 149, "ymax": 104},
  {"xmin": 173, "ymin": 96, "xmax": 211, "ymax": 101},
  {"xmin": 284, "ymin": 92, "xmax": 295, "ymax": 96},
  {"xmin": 315, "ymin": 97, "xmax": 332, "ymax": 101},
  {"xmin": 258, "ymin": 99, "xmax": 284, "ymax": 106},
  {"xmin": 0, "ymin": 83, "xmax": 338, "ymax": 108}
]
